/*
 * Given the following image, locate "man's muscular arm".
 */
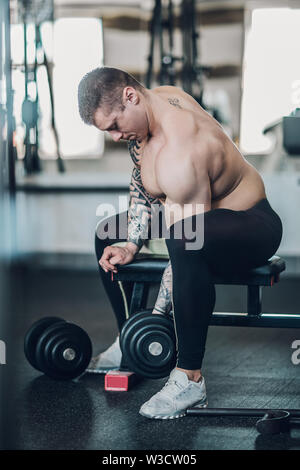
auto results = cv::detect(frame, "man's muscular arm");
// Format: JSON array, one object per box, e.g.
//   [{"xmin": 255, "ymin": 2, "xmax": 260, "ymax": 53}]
[
  {"xmin": 156, "ymin": 147, "xmax": 212, "ymax": 229},
  {"xmin": 127, "ymin": 140, "xmax": 174, "ymax": 316},
  {"xmin": 99, "ymin": 141, "xmax": 162, "ymax": 272},
  {"xmin": 150, "ymin": 145, "xmax": 212, "ymax": 316},
  {"xmin": 126, "ymin": 140, "xmax": 161, "ymax": 253}
]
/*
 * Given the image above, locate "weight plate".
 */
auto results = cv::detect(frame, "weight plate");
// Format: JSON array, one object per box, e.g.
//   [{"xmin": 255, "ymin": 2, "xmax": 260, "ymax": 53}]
[
  {"xmin": 120, "ymin": 310, "xmax": 177, "ymax": 379},
  {"xmin": 35, "ymin": 322, "xmax": 92, "ymax": 380},
  {"xmin": 256, "ymin": 411, "xmax": 291, "ymax": 435},
  {"xmin": 24, "ymin": 316, "xmax": 65, "ymax": 372}
]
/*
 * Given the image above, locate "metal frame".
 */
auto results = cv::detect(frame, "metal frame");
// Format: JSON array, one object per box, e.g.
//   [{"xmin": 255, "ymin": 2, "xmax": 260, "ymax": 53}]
[{"xmin": 114, "ymin": 260, "xmax": 300, "ymax": 328}]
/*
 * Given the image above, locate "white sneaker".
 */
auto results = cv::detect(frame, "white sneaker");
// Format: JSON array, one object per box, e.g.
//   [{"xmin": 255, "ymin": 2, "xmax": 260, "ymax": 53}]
[
  {"xmin": 139, "ymin": 368, "xmax": 208, "ymax": 419},
  {"xmin": 86, "ymin": 335, "xmax": 122, "ymax": 374}
]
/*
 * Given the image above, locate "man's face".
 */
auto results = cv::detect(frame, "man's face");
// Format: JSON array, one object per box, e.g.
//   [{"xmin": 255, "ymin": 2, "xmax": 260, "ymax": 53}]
[{"xmin": 93, "ymin": 89, "xmax": 148, "ymax": 142}]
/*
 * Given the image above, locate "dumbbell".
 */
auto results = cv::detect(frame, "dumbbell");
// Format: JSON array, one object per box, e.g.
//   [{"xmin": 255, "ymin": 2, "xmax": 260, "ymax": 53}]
[
  {"xmin": 119, "ymin": 309, "xmax": 177, "ymax": 379},
  {"xmin": 24, "ymin": 317, "xmax": 92, "ymax": 380}
]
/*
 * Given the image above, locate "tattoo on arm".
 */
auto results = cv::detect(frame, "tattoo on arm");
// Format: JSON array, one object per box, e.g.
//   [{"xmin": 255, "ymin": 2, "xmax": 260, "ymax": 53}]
[
  {"xmin": 127, "ymin": 140, "xmax": 161, "ymax": 249},
  {"xmin": 127, "ymin": 140, "xmax": 141, "ymax": 166},
  {"xmin": 153, "ymin": 261, "xmax": 173, "ymax": 315},
  {"xmin": 168, "ymin": 97, "xmax": 182, "ymax": 109},
  {"xmin": 128, "ymin": 141, "xmax": 173, "ymax": 312}
]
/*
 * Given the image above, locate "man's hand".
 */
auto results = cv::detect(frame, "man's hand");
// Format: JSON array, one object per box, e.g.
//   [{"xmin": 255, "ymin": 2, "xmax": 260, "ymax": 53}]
[{"xmin": 99, "ymin": 244, "xmax": 137, "ymax": 273}]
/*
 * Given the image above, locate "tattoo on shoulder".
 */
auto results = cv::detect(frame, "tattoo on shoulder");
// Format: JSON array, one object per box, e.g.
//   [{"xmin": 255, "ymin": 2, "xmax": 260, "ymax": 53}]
[
  {"xmin": 127, "ymin": 140, "xmax": 141, "ymax": 166},
  {"xmin": 168, "ymin": 97, "xmax": 182, "ymax": 109}
]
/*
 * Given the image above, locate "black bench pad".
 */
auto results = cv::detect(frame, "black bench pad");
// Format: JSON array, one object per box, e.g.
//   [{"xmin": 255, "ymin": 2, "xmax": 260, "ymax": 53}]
[{"xmin": 114, "ymin": 255, "xmax": 285, "ymax": 286}]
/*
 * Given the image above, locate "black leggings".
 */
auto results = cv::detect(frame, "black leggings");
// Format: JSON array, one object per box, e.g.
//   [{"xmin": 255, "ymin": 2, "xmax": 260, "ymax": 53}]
[{"xmin": 95, "ymin": 198, "xmax": 283, "ymax": 370}]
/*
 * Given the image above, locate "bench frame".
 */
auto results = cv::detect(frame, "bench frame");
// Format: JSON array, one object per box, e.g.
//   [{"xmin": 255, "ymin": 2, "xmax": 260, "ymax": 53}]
[{"xmin": 113, "ymin": 255, "xmax": 300, "ymax": 329}]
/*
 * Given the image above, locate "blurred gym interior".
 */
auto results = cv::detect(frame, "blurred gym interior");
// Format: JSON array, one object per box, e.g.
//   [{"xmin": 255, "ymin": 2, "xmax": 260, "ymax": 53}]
[{"xmin": 1, "ymin": 0, "xmax": 300, "ymax": 451}]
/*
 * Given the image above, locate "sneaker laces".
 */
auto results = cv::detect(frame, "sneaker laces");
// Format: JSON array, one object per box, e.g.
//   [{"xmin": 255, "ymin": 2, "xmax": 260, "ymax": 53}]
[{"xmin": 156, "ymin": 378, "xmax": 185, "ymax": 399}]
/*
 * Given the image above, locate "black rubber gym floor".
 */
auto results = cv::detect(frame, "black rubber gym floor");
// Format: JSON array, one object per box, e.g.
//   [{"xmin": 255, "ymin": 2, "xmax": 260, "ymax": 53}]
[{"xmin": 4, "ymin": 260, "xmax": 300, "ymax": 450}]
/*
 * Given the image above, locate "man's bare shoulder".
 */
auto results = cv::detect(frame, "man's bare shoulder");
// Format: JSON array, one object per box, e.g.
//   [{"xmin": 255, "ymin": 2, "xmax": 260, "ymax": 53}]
[
  {"xmin": 153, "ymin": 85, "xmax": 202, "ymax": 107},
  {"xmin": 157, "ymin": 122, "xmax": 225, "ymax": 189},
  {"xmin": 153, "ymin": 86, "xmax": 196, "ymax": 110},
  {"xmin": 152, "ymin": 85, "xmax": 182, "ymax": 94},
  {"xmin": 161, "ymin": 108, "xmax": 196, "ymax": 142},
  {"xmin": 162, "ymin": 111, "xmax": 222, "ymax": 155}
]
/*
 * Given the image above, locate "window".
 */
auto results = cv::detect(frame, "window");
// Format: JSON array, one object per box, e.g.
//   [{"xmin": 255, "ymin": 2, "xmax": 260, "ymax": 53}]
[
  {"xmin": 240, "ymin": 8, "xmax": 300, "ymax": 154},
  {"xmin": 11, "ymin": 17, "xmax": 104, "ymax": 159}
]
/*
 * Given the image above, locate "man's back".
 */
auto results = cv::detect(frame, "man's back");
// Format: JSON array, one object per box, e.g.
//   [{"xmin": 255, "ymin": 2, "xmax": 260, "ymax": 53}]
[{"xmin": 139, "ymin": 85, "xmax": 266, "ymax": 212}]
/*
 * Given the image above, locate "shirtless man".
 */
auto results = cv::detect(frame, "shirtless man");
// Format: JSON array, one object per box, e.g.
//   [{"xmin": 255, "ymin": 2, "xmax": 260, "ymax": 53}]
[{"xmin": 78, "ymin": 67, "xmax": 283, "ymax": 419}]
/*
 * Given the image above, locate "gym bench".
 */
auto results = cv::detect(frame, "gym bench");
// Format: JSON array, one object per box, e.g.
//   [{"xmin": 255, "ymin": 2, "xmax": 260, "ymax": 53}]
[
  {"xmin": 112, "ymin": 255, "xmax": 300, "ymax": 329},
  {"xmin": 111, "ymin": 254, "xmax": 300, "ymax": 429}
]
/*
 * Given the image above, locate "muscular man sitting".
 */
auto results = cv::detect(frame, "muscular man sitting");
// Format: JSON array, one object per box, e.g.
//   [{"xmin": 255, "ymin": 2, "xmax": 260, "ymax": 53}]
[{"xmin": 77, "ymin": 67, "xmax": 283, "ymax": 419}]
